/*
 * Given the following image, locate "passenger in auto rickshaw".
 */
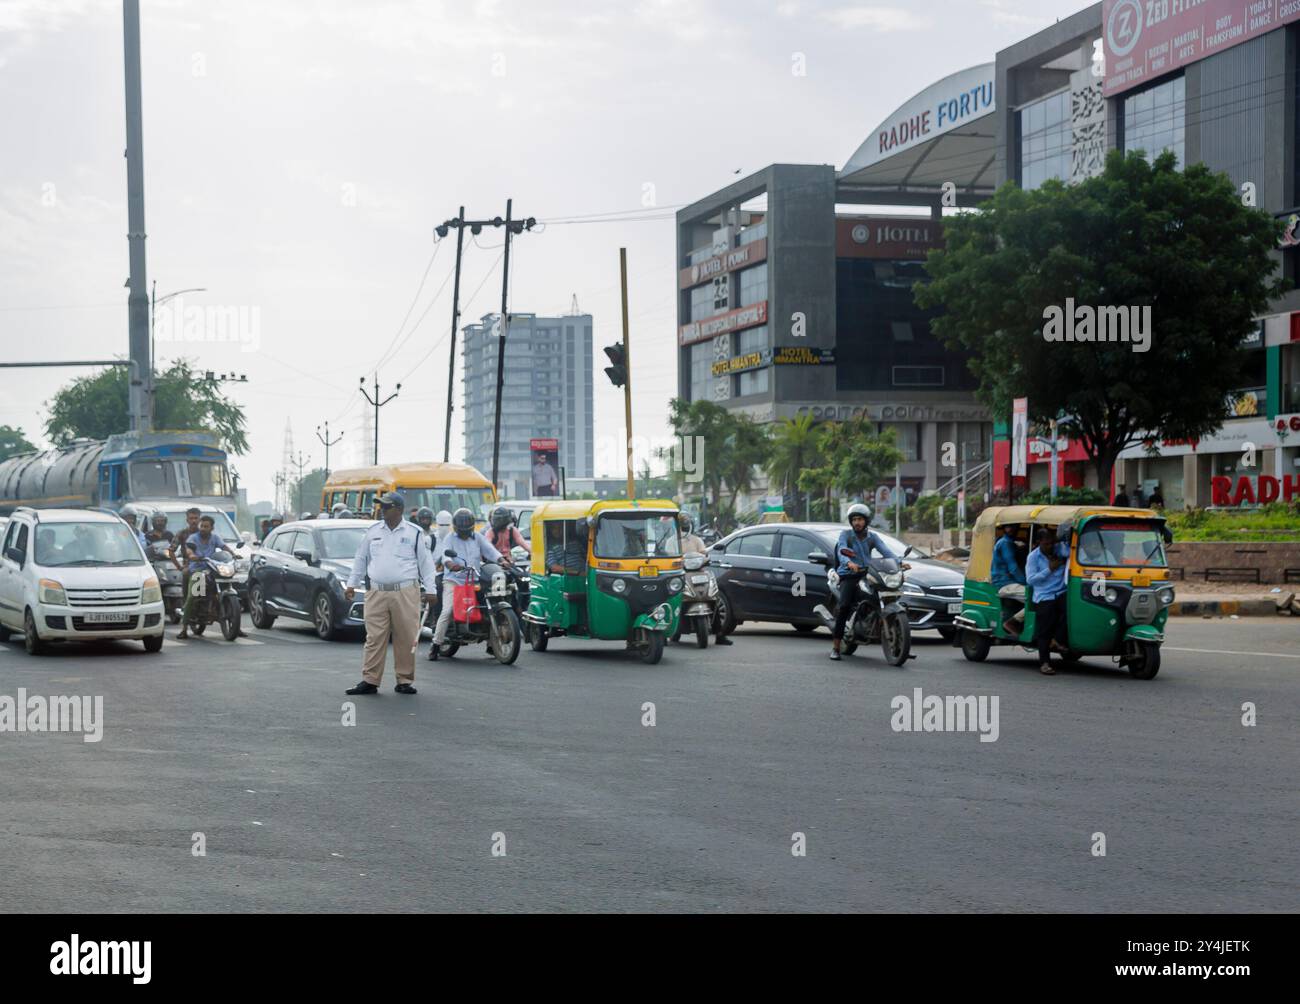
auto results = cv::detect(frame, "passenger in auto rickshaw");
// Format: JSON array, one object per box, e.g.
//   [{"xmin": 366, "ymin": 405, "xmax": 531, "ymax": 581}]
[
  {"xmin": 992, "ymin": 523, "xmax": 1028, "ymax": 637},
  {"xmin": 545, "ymin": 519, "xmax": 588, "ymax": 631}
]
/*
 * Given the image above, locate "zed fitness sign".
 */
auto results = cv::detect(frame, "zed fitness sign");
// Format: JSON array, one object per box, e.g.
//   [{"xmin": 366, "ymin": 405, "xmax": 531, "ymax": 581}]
[{"xmin": 1102, "ymin": 0, "xmax": 1300, "ymax": 97}]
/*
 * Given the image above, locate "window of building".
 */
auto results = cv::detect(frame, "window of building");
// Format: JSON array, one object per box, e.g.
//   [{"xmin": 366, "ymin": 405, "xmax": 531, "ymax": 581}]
[
  {"xmin": 689, "ymin": 341, "xmax": 713, "ymax": 402},
  {"xmin": 691, "ymin": 283, "xmax": 719, "ymax": 322},
  {"xmin": 882, "ymin": 422, "xmax": 921, "ymax": 462},
  {"xmin": 892, "ymin": 365, "xmax": 945, "ymax": 387},
  {"xmin": 1018, "ymin": 89, "xmax": 1071, "ymax": 190},
  {"xmin": 890, "ymin": 321, "xmax": 914, "ymax": 342},
  {"xmin": 736, "ymin": 325, "xmax": 768, "ymax": 355},
  {"xmin": 738, "ymin": 262, "xmax": 768, "ymax": 307},
  {"xmin": 1123, "ymin": 74, "xmax": 1185, "ymax": 167},
  {"xmin": 736, "ymin": 368, "xmax": 769, "ymax": 397},
  {"xmin": 738, "ymin": 221, "xmax": 767, "ymax": 246}
]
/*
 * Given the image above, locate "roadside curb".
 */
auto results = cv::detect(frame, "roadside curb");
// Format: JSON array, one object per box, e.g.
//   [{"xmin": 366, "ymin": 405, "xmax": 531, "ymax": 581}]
[{"xmin": 1169, "ymin": 598, "xmax": 1288, "ymax": 617}]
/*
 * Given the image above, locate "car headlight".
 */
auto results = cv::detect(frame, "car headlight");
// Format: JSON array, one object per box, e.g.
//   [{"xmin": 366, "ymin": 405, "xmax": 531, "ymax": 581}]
[
  {"xmin": 235, "ymin": 558, "xmax": 250, "ymax": 573},
  {"xmin": 667, "ymin": 577, "xmax": 683, "ymax": 593},
  {"xmin": 38, "ymin": 578, "xmax": 66, "ymax": 605},
  {"xmin": 1105, "ymin": 588, "xmax": 1118, "ymax": 603},
  {"xmin": 217, "ymin": 564, "xmax": 235, "ymax": 578},
  {"xmin": 141, "ymin": 577, "xmax": 161, "ymax": 604},
  {"xmin": 901, "ymin": 581, "xmax": 925, "ymax": 595},
  {"xmin": 882, "ymin": 572, "xmax": 903, "ymax": 590},
  {"xmin": 612, "ymin": 578, "xmax": 627, "ymax": 593},
  {"xmin": 1158, "ymin": 588, "xmax": 1175, "ymax": 605}
]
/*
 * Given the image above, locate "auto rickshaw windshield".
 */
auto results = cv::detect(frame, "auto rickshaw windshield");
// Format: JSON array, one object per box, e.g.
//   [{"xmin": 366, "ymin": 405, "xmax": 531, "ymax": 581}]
[
  {"xmin": 1076, "ymin": 521, "xmax": 1168, "ymax": 567},
  {"xmin": 593, "ymin": 512, "xmax": 682, "ymax": 559}
]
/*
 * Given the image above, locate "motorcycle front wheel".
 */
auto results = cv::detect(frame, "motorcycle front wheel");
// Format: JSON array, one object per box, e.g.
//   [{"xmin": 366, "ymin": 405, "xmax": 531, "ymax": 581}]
[
  {"xmin": 694, "ymin": 615, "xmax": 710, "ymax": 649},
  {"xmin": 220, "ymin": 593, "xmax": 242, "ymax": 641},
  {"xmin": 881, "ymin": 611, "xmax": 911, "ymax": 666},
  {"xmin": 490, "ymin": 607, "xmax": 522, "ymax": 665}
]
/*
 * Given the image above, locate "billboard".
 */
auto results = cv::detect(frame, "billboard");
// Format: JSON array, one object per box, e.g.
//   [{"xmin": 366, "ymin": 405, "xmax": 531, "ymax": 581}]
[
  {"xmin": 529, "ymin": 439, "xmax": 560, "ymax": 498},
  {"xmin": 1011, "ymin": 398, "xmax": 1029, "ymax": 478},
  {"xmin": 1102, "ymin": 0, "xmax": 1300, "ymax": 98}
]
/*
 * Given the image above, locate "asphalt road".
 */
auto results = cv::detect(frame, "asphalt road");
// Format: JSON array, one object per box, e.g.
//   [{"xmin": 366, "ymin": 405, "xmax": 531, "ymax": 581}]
[{"xmin": 1, "ymin": 615, "xmax": 1296, "ymax": 913}]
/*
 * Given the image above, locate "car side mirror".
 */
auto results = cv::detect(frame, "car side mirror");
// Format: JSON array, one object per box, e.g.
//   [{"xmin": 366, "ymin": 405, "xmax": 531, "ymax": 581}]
[
  {"xmin": 1161, "ymin": 526, "xmax": 1174, "ymax": 544},
  {"xmin": 241, "ymin": 531, "xmax": 254, "ymax": 544},
  {"xmin": 807, "ymin": 549, "xmax": 829, "ymax": 565},
  {"xmin": 902, "ymin": 545, "xmax": 915, "ymax": 558},
  {"xmin": 293, "ymin": 549, "xmax": 314, "ymax": 565},
  {"xmin": 5, "ymin": 546, "xmax": 24, "ymax": 566}
]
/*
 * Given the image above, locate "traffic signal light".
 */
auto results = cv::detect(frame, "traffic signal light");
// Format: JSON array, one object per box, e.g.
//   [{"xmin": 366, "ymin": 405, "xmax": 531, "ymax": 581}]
[{"xmin": 604, "ymin": 343, "xmax": 627, "ymax": 388}]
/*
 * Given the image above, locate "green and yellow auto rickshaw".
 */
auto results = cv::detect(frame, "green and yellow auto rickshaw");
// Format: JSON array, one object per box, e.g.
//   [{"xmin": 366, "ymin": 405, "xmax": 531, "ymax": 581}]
[
  {"xmin": 523, "ymin": 498, "xmax": 684, "ymax": 664},
  {"xmin": 954, "ymin": 504, "xmax": 1175, "ymax": 679}
]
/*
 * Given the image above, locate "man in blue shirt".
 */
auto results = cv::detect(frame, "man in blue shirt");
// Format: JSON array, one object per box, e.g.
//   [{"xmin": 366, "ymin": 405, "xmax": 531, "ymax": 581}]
[
  {"xmin": 992, "ymin": 524, "xmax": 1028, "ymax": 637},
  {"xmin": 1025, "ymin": 526, "xmax": 1070, "ymax": 675},
  {"xmin": 830, "ymin": 502, "xmax": 898, "ymax": 661},
  {"xmin": 430, "ymin": 507, "xmax": 503, "ymax": 660},
  {"xmin": 177, "ymin": 516, "xmax": 226, "ymax": 639}
]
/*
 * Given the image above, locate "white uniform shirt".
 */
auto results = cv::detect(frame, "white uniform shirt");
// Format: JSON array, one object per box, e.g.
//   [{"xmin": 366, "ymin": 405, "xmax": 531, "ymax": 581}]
[{"xmin": 347, "ymin": 518, "xmax": 436, "ymax": 591}]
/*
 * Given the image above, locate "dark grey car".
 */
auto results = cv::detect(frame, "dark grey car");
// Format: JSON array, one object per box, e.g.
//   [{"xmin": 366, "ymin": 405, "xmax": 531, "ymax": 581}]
[
  {"xmin": 710, "ymin": 522, "xmax": 965, "ymax": 638},
  {"xmin": 247, "ymin": 519, "xmax": 372, "ymax": 639}
]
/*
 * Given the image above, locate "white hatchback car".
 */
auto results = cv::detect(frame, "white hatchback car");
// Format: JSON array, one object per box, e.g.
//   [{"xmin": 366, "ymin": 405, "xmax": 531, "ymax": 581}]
[{"xmin": 0, "ymin": 507, "xmax": 165, "ymax": 655}]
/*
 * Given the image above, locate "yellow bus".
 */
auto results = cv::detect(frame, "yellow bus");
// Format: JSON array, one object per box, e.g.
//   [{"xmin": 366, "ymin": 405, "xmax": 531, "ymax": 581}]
[{"xmin": 320, "ymin": 462, "xmax": 496, "ymax": 521}]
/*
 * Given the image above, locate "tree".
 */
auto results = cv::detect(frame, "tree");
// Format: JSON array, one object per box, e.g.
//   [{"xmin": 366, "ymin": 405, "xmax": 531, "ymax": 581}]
[
  {"xmin": 797, "ymin": 419, "xmax": 904, "ymax": 513},
  {"xmin": 45, "ymin": 360, "xmax": 249, "ymax": 454},
  {"xmin": 663, "ymin": 398, "xmax": 771, "ymax": 515},
  {"xmin": 290, "ymin": 467, "xmax": 329, "ymax": 516},
  {"xmin": 915, "ymin": 149, "xmax": 1287, "ymax": 492},
  {"xmin": 0, "ymin": 424, "xmax": 35, "ymax": 461},
  {"xmin": 766, "ymin": 414, "xmax": 823, "ymax": 520}
]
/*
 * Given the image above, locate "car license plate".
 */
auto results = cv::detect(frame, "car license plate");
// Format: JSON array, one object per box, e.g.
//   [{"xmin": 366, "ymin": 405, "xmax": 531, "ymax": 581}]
[
  {"xmin": 691, "ymin": 575, "xmax": 711, "ymax": 585},
  {"xmin": 638, "ymin": 565, "xmax": 659, "ymax": 578},
  {"xmin": 947, "ymin": 602, "xmax": 962, "ymax": 615},
  {"xmin": 84, "ymin": 612, "xmax": 131, "ymax": 624}
]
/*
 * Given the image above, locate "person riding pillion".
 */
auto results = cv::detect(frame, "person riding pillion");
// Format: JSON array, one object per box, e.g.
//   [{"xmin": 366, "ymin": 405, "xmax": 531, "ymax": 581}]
[
  {"xmin": 486, "ymin": 505, "xmax": 530, "ymax": 560},
  {"xmin": 829, "ymin": 503, "xmax": 898, "ymax": 661},
  {"xmin": 343, "ymin": 492, "xmax": 435, "ymax": 696},
  {"xmin": 430, "ymin": 507, "xmax": 503, "ymax": 660}
]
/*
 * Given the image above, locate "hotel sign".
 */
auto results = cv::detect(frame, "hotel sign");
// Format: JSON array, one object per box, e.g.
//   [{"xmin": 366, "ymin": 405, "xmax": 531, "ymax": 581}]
[
  {"xmin": 836, "ymin": 217, "xmax": 942, "ymax": 260},
  {"xmin": 679, "ymin": 238, "xmax": 767, "ymax": 290},
  {"xmin": 1102, "ymin": 0, "xmax": 1300, "ymax": 98},
  {"xmin": 711, "ymin": 345, "xmax": 836, "ymax": 376},
  {"xmin": 679, "ymin": 300, "xmax": 768, "ymax": 347}
]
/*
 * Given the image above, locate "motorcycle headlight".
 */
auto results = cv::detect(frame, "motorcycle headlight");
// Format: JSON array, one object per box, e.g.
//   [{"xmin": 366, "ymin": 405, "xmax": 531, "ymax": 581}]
[
  {"xmin": 38, "ymin": 578, "xmax": 67, "ymax": 605},
  {"xmin": 141, "ymin": 577, "xmax": 161, "ymax": 604},
  {"xmin": 217, "ymin": 564, "xmax": 235, "ymax": 578},
  {"xmin": 667, "ymin": 577, "xmax": 683, "ymax": 593},
  {"xmin": 1158, "ymin": 588, "xmax": 1175, "ymax": 605},
  {"xmin": 882, "ymin": 572, "xmax": 903, "ymax": 590},
  {"xmin": 612, "ymin": 578, "xmax": 627, "ymax": 593}
]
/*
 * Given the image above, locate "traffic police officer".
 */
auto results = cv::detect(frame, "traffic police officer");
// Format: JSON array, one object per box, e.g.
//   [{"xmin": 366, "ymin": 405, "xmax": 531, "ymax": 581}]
[{"xmin": 344, "ymin": 491, "xmax": 436, "ymax": 695}]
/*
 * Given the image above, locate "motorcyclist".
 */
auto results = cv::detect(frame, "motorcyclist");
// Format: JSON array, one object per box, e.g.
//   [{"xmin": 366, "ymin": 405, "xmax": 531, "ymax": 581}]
[
  {"xmin": 145, "ymin": 512, "xmax": 174, "ymax": 545},
  {"xmin": 486, "ymin": 505, "xmax": 529, "ymax": 563},
  {"xmin": 331, "ymin": 502, "xmax": 347, "ymax": 518},
  {"xmin": 119, "ymin": 506, "xmax": 149, "ymax": 550},
  {"xmin": 336, "ymin": 508, "xmax": 353, "ymax": 520},
  {"xmin": 425, "ymin": 509, "xmax": 454, "ymax": 657},
  {"xmin": 678, "ymin": 513, "xmax": 731, "ymax": 646},
  {"xmin": 430, "ymin": 508, "xmax": 502, "ymax": 661},
  {"xmin": 178, "ymin": 514, "xmax": 226, "ymax": 640},
  {"xmin": 434, "ymin": 510, "xmax": 453, "ymax": 550},
  {"xmin": 414, "ymin": 506, "xmax": 436, "ymax": 546},
  {"xmin": 829, "ymin": 503, "xmax": 898, "ymax": 662}
]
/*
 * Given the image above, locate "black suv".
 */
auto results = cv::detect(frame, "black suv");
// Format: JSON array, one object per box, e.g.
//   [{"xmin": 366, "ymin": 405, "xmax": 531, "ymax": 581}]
[{"xmin": 710, "ymin": 522, "xmax": 965, "ymax": 638}]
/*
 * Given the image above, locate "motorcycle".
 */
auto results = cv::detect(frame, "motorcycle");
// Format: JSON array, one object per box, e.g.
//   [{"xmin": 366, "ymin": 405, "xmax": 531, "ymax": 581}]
[
  {"xmin": 819, "ymin": 547, "xmax": 913, "ymax": 666},
  {"xmin": 434, "ymin": 551, "xmax": 522, "ymax": 665},
  {"xmin": 148, "ymin": 541, "xmax": 185, "ymax": 624},
  {"xmin": 672, "ymin": 551, "xmax": 719, "ymax": 648},
  {"xmin": 184, "ymin": 548, "xmax": 243, "ymax": 641}
]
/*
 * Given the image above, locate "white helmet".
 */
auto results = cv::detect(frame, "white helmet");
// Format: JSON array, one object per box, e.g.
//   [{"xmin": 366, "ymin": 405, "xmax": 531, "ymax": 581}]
[
  {"xmin": 436, "ymin": 509, "xmax": 452, "ymax": 527},
  {"xmin": 846, "ymin": 502, "xmax": 872, "ymax": 523}
]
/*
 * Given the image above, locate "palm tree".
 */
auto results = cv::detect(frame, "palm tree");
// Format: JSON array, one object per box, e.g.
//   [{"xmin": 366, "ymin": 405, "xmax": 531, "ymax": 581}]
[{"xmin": 766, "ymin": 414, "xmax": 821, "ymax": 520}]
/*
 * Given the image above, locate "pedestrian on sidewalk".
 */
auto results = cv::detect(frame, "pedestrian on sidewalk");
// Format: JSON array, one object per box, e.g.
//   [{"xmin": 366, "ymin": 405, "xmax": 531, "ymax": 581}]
[{"xmin": 343, "ymin": 492, "xmax": 435, "ymax": 696}]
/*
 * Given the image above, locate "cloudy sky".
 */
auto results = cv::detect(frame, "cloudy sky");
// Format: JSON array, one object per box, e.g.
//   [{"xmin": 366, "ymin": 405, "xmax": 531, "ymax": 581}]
[{"xmin": 0, "ymin": 0, "xmax": 1089, "ymax": 504}]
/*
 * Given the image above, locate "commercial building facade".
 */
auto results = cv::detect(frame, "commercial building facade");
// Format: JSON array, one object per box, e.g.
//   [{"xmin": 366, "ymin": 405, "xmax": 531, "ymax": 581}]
[{"xmin": 462, "ymin": 312, "xmax": 594, "ymax": 499}]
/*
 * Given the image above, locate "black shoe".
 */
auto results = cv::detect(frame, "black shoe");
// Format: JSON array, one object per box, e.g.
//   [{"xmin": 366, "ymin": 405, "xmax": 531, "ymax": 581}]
[
  {"xmin": 427, "ymin": 645, "xmax": 439, "ymax": 661},
  {"xmin": 345, "ymin": 681, "xmax": 378, "ymax": 695},
  {"xmin": 715, "ymin": 636, "xmax": 734, "ymax": 646},
  {"xmin": 395, "ymin": 683, "xmax": 417, "ymax": 695}
]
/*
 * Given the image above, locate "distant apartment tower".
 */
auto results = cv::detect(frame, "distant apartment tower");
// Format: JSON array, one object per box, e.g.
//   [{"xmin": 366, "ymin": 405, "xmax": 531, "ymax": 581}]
[{"xmin": 462, "ymin": 311, "xmax": 594, "ymax": 498}]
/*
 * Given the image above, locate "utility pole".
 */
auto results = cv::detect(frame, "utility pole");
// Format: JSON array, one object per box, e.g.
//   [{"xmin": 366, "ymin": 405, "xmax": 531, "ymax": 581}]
[
  {"xmin": 291, "ymin": 450, "xmax": 311, "ymax": 515},
  {"xmin": 359, "ymin": 374, "xmax": 400, "ymax": 465},
  {"xmin": 619, "ymin": 248, "xmax": 635, "ymax": 499},
  {"xmin": 435, "ymin": 206, "xmax": 537, "ymax": 468},
  {"xmin": 316, "ymin": 422, "xmax": 344, "ymax": 479},
  {"xmin": 123, "ymin": 0, "xmax": 151, "ymax": 433},
  {"xmin": 490, "ymin": 198, "xmax": 514, "ymax": 494}
]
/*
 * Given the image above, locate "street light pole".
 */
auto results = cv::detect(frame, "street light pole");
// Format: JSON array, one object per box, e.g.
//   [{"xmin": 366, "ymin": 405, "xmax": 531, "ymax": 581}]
[
  {"xmin": 150, "ymin": 283, "xmax": 206, "ymax": 415},
  {"xmin": 359, "ymin": 374, "xmax": 400, "ymax": 466}
]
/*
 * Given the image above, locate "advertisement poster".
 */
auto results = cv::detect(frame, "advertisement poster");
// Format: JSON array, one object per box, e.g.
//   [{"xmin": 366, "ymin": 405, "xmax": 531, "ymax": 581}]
[
  {"xmin": 529, "ymin": 438, "xmax": 560, "ymax": 497},
  {"xmin": 1012, "ymin": 398, "xmax": 1028, "ymax": 478}
]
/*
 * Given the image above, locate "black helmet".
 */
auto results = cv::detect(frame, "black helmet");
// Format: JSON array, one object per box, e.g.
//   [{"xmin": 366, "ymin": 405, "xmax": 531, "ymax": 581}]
[
  {"xmin": 489, "ymin": 506, "xmax": 512, "ymax": 531},
  {"xmin": 416, "ymin": 506, "xmax": 435, "ymax": 527},
  {"xmin": 150, "ymin": 512, "xmax": 168, "ymax": 527},
  {"xmin": 452, "ymin": 507, "xmax": 476, "ymax": 538}
]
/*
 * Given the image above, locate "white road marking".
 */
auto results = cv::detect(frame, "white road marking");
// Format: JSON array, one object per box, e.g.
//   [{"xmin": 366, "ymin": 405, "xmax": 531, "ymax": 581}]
[{"xmin": 1164, "ymin": 646, "xmax": 1300, "ymax": 661}]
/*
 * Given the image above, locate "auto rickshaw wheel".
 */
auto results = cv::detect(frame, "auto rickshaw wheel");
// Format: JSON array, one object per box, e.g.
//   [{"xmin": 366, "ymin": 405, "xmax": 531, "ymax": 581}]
[
  {"xmin": 640, "ymin": 630, "xmax": 665, "ymax": 665},
  {"xmin": 960, "ymin": 630, "xmax": 990, "ymax": 662},
  {"xmin": 1128, "ymin": 642, "xmax": 1161, "ymax": 680},
  {"xmin": 529, "ymin": 624, "xmax": 549, "ymax": 651}
]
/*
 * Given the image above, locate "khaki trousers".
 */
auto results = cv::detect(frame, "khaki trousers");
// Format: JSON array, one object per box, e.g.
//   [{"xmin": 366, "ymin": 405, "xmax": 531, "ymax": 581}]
[{"xmin": 361, "ymin": 584, "xmax": 421, "ymax": 686}]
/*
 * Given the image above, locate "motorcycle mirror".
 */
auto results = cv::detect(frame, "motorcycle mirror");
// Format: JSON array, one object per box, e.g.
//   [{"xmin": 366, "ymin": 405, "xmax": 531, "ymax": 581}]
[{"xmin": 444, "ymin": 549, "xmax": 457, "ymax": 559}]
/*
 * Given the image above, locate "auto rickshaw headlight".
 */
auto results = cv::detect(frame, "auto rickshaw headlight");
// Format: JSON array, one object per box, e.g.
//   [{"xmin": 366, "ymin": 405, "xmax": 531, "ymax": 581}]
[
  {"xmin": 1104, "ymin": 588, "xmax": 1118, "ymax": 604},
  {"xmin": 668, "ymin": 576, "xmax": 683, "ymax": 593},
  {"xmin": 1158, "ymin": 588, "xmax": 1175, "ymax": 605},
  {"xmin": 612, "ymin": 578, "xmax": 627, "ymax": 594}
]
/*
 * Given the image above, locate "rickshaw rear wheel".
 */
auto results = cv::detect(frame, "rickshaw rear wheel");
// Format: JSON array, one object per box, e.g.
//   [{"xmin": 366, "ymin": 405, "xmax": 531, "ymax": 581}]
[
  {"xmin": 529, "ymin": 624, "xmax": 549, "ymax": 651},
  {"xmin": 960, "ymin": 630, "xmax": 990, "ymax": 662},
  {"xmin": 1128, "ymin": 642, "xmax": 1161, "ymax": 680},
  {"xmin": 640, "ymin": 631, "xmax": 665, "ymax": 665}
]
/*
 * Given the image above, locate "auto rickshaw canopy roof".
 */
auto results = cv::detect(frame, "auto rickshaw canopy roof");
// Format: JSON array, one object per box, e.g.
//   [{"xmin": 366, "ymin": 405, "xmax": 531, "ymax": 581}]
[
  {"xmin": 967, "ymin": 504, "xmax": 1164, "ymax": 582},
  {"xmin": 530, "ymin": 497, "xmax": 679, "ymax": 522}
]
